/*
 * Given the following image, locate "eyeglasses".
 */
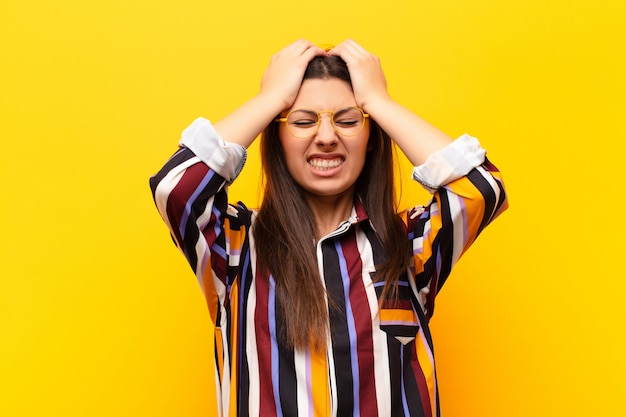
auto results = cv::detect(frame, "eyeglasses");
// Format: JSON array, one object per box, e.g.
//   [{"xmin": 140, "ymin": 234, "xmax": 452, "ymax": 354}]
[{"xmin": 275, "ymin": 106, "xmax": 369, "ymax": 139}]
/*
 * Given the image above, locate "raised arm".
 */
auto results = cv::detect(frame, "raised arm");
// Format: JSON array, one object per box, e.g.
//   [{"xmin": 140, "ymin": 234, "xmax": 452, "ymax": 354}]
[
  {"xmin": 149, "ymin": 40, "xmax": 327, "ymax": 316},
  {"xmin": 329, "ymin": 39, "xmax": 452, "ymax": 166},
  {"xmin": 213, "ymin": 39, "xmax": 326, "ymax": 148}
]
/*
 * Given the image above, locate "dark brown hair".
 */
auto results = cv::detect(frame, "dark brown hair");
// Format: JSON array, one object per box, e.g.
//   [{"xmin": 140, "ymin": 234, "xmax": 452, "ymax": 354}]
[{"xmin": 253, "ymin": 55, "xmax": 412, "ymax": 351}]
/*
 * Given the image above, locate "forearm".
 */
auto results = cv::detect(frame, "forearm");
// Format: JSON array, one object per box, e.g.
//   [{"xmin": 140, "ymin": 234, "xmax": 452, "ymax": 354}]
[
  {"xmin": 213, "ymin": 91, "xmax": 285, "ymax": 148},
  {"xmin": 365, "ymin": 96, "xmax": 453, "ymax": 167}
]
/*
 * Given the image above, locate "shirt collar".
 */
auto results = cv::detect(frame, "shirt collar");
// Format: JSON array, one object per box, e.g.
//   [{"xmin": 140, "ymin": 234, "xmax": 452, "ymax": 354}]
[{"xmin": 348, "ymin": 196, "xmax": 370, "ymax": 225}]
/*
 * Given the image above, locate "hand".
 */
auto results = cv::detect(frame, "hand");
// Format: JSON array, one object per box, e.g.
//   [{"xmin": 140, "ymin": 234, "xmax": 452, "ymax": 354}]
[
  {"xmin": 328, "ymin": 39, "xmax": 391, "ymax": 112},
  {"xmin": 260, "ymin": 39, "xmax": 327, "ymax": 109}
]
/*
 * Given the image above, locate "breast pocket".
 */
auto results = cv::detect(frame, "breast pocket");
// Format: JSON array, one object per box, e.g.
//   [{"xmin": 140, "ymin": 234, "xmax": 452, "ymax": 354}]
[{"xmin": 378, "ymin": 285, "xmax": 421, "ymax": 346}]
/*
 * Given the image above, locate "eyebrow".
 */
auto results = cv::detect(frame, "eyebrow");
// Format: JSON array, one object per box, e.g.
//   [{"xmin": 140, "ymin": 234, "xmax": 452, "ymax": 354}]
[{"xmin": 290, "ymin": 107, "xmax": 356, "ymax": 114}]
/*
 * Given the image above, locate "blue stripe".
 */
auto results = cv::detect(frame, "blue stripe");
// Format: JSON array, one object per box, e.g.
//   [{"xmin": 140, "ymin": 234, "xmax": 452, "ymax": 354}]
[
  {"xmin": 400, "ymin": 347, "xmax": 410, "ymax": 416},
  {"xmin": 268, "ymin": 275, "xmax": 283, "ymax": 417},
  {"xmin": 210, "ymin": 205, "xmax": 227, "ymax": 260},
  {"xmin": 373, "ymin": 280, "xmax": 409, "ymax": 288},
  {"xmin": 334, "ymin": 240, "xmax": 360, "ymax": 417},
  {"xmin": 179, "ymin": 169, "xmax": 216, "ymax": 241}
]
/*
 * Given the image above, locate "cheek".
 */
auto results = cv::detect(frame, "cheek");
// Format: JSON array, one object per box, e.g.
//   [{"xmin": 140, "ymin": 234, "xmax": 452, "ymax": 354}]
[
  {"xmin": 278, "ymin": 132, "xmax": 295, "ymax": 159},
  {"xmin": 358, "ymin": 128, "xmax": 373, "ymax": 156},
  {"xmin": 278, "ymin": 133, "xmax": 306, "ymax": 175}
]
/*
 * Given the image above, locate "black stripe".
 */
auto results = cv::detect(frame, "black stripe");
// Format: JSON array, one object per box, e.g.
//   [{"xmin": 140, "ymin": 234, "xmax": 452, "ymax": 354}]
[
  {"xmin": 235, "ymin": 203, "xmax": 253, "ymax": 416},
  {"xmin": 149, "ymin": 147, "xmax": 195, "ymax": 197},
  {"xmin": 402, "ymin": 345, "xmax": 426, "ymax": 417},
  {"xmin": 407, "ymin": 205, "xmax": 432, "ymax": 291},
  {"xmin": 433, "ymin": 190, "xmax": 455, "ymax": 294},
  {"xmin": 276, "ymin": 298, "xmax": 298, "ymax": 417},
  {"xmin": 321, "ymin": 237, "xmax": 354, "ymax": 416},
  {"xmin": 481, "ymin": 158, "xmax": 507, "ymax": 218},
  {"xmin": 466, "ymin": 167, "xmax": 498, "ymax": 235},
  {"xmin": 180, "ymin": 181, "xmax": 227, "ymax": 274},
  {"xmin": 388, "ymin": 338, "xmax": 405, "ymax": 416}
]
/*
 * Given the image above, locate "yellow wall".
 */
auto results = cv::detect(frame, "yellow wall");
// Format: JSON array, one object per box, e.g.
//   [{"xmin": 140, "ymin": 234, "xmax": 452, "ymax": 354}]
[{"xmin": 1, "ymin": 1, "xmax": 625, "ymax": 416}]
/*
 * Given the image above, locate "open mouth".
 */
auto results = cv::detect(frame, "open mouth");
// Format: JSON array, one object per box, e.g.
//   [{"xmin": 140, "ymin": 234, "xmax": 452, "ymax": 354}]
[{"xmin": 308, "ymin": 157, "xmax": 344, "ymax": 170}]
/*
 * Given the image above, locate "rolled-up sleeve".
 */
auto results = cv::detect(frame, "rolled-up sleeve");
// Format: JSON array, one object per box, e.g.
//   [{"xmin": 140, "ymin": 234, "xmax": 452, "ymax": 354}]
[
  {"xmin": 412, "ymin": 134, "xmax": 486, "ymax": 192},
  {"xmin": 179, "ymin": 117, "xmax": 247, "ymax": 184}
]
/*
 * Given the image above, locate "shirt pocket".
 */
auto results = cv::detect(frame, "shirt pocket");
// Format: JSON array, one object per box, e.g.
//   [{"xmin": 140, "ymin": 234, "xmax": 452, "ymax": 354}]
[{"xmin": 378, "ymin": 291, "xmax": 420, "ymax": 345}]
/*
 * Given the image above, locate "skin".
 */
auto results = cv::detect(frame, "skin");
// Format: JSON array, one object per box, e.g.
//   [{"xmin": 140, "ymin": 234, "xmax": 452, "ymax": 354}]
[
  {"xmin": 212, "ymin": 38, "xmax": 454, "ymax": 237},
  {"xmin": 278, "ymin": 78, "xmax": 371, "ymax": 237}
]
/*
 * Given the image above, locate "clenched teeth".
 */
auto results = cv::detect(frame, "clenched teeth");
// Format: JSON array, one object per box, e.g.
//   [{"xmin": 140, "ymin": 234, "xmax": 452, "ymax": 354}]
[{"xmin": 308, "ymin": 158, "xmax": 343, "ymax": 170}]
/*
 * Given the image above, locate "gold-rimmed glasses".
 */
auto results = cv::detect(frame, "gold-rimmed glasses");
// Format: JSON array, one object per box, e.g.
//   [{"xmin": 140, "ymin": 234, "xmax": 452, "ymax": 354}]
[{"xmin": 275, "ymin": 106, "xmax": 369, "ymax": 139}]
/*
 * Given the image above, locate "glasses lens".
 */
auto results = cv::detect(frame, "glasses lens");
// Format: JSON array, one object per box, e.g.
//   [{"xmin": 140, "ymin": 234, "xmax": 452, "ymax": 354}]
[
  {"xmin": 286, "ymin": 110, "xmax": 319, "ymax": 139},
  {"xmin": 333, "ymin": 107, "xmax": 365, "ymax": 136}
]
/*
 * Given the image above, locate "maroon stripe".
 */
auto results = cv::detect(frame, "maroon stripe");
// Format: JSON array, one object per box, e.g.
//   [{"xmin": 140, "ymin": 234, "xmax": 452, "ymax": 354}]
[
  {"xmin": 341, "ymin": 231, "xmax": 379, "ymax": 416},
  {"xmin": 205, "ymin": 217, "xmax": 226, "ymax": 284},
  {"xmin": 254, "ymin": 266, "xmax": 277, "ymax": 417},
  {"xmin": 165, "ymin": 162, "xmax": 210, "ymax": 247},
  {"xmin": 409, "ymin": 344, "xmax": 433, "ymax": 417}
]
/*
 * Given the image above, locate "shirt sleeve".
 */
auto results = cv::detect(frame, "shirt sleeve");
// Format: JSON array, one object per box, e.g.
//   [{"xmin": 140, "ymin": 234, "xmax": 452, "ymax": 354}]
[
  {"xmin": 149, "ymin": 117, "xmax": 249, "ymax": 324},
  {"xmin": 407, "ymin": 134, "xmax": 508, "ymax": 318},
  {"xmin": 412, "ymin": 134, "xmax": 487, "ymax": 192},
  {"xmin": 179, "ymin": 117, "xmax": 247, "ymax": 183}
]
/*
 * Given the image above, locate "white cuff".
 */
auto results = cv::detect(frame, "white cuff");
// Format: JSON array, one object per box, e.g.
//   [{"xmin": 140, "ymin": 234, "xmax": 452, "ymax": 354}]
[
  {"xmin": 412, "ymin": 134, "xmax": 486, "ymax": 192},
  {"xmin": 179, "ymin": 117, "xmax": 247, "ymax": 183}
]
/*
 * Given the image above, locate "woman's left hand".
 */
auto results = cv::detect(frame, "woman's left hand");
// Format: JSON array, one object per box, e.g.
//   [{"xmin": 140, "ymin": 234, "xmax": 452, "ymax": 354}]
[{"xmin": 328, "ymin": 39, "xmax": 391, "ymax": 112}]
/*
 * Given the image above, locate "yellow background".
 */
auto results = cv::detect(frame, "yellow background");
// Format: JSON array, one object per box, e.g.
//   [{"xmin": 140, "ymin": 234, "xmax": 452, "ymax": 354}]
[{"xmin": 1, "ymin": 0, "xmax": 625, "ymax": 416}]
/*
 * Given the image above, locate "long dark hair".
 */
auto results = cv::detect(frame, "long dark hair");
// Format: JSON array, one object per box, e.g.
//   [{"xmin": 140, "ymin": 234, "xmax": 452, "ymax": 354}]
[{"xmin": 253, "ymin": 55, "xmax": 412, "ymax": 351}]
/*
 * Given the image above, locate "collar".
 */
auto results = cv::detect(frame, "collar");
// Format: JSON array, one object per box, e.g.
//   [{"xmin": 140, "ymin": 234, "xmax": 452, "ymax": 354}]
[{"xmin": 347, "ymin": 196, "xmax": 370, "ymax": 225}]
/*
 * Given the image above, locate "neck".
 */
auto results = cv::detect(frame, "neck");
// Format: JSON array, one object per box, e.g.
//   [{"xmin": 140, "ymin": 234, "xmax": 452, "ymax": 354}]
[{"xmin": 305, "ymin": 190, "xmax": 355, "ymax": 240}]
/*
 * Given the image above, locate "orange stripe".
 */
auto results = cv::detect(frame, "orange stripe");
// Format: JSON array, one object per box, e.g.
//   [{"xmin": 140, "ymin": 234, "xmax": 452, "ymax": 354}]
[
  {"xmin": 310, "ymin": 348, "xmax": 330, "ymax": 416},
  {"xmin": 203, "ymin": 267, "xmax": 219, "ymax": 324},
  {"xmin": 415, "ymin": 329, "xmax": 436, "ymax": 416},
  {"xmin": 214, "ymin": 327, "xmax": 224, "ymax": 389},
  {"xmin": 228, "ymin": 222, "xmax": 245, "ymax": 253},
  {"xmin": 379, "ymin": 308, "xmax": 418, "ymax": 324},
  {"xmin": 446, "ymin": 176, "xmax": 485, "ymax": 252}
]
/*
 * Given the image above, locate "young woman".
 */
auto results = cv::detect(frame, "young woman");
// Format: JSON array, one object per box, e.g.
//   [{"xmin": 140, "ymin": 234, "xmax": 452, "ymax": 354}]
[{"xmin": 150, "ymin": 39, "xmax": 507, "ymax": 417}]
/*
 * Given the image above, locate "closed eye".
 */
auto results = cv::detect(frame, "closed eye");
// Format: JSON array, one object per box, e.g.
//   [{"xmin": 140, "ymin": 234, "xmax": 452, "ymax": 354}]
[
  {"xmin": 334, "ymin": 119, "xmax": 359, "ymax": 127},
  {"xmin": 292, "ymin": 119, "xmax": 317, "ymax": 127}
]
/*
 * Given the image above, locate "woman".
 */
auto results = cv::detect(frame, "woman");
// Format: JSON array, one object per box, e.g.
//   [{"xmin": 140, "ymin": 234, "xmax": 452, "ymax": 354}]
[{"xmin": 150, "ymin": 39, "xmax": 507, "ymax": 417}]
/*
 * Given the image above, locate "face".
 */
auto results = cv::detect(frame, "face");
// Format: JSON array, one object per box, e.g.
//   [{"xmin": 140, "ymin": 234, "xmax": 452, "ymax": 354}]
[{"xmin": 278, "ymin": 78, "xmax": 370, "ymax": 201}]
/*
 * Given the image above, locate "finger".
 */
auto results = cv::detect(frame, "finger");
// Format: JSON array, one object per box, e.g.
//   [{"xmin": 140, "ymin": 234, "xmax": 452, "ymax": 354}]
[
  {"xmin": 284, "ymin": 39, "xmax": 320, "ymax": 57},
  {"xmin": 301, "ymin": 44, "xmax": 327, "ymax": 61},
  {"xmin": 328, "ymin": 43, "xmax": 363, "ymax": 65}
]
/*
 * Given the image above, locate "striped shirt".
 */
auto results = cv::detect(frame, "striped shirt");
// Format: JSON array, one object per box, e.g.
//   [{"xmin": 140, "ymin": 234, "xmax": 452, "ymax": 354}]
[{"xmin": 150, "ymin": 118, "xmax": 508, "ymax": 417}]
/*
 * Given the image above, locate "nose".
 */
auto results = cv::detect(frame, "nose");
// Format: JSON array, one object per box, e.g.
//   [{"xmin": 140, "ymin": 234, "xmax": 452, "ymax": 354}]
[{"xmin": 314, "ymin": 114, "xmax": 338, "ymax": 146}]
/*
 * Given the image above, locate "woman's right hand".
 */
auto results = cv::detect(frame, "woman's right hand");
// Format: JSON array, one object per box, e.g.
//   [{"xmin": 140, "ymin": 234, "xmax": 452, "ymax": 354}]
[
  {"xmin": 260, "ymin": 39, "xmax": 327, "ymax": 109},
  {"xmin": 213, "ymin": 40, "xmax": 325, "ymax": 148}
]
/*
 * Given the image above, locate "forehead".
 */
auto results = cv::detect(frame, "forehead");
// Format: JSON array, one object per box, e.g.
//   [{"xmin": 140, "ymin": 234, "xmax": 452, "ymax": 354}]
[{"xmin": 289, "ymin": 78, "xmax": 356, "ymax": 110}]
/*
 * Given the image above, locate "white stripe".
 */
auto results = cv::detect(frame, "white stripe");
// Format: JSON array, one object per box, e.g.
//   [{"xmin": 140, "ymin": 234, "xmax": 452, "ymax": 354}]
[
  {"xmin": 246, "ymin": 231, "xmax": 260, "ymax": 416},
  {"xmin": 294, "ymin": 349, "xmax": 310, "ymax": 417},
  {"xmin": 214, "ymin": 361, "xmax": 223, "ymax": 417},
  {"xmin": 476, "ymin": 165, "xmax": 503, "ymax": 219},
  {"xmin": 153, "ymin": 156, "xmax": 201, "ymax": 247},
  {"xmin": 445, "ymin": 189, "xmax": 465, "ymax": 266},
  {"xmin": 219, "ymin": 331, "xmax": 231, "ymax": 417}
]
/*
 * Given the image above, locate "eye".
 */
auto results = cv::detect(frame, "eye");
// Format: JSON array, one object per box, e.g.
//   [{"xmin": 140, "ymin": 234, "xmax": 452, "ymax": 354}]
[
  {"xmin": 334, "ymin": 118, "xmax": 359, "ymax": 127},
  {"xmin": 292, "ymin": 119, "xmax": 318, "ymax": 128},
  {"xmin": 287, "ymin": 110, "xmax": 318, "ymax": 128},
  {"xmin": 334, "ymin": 108, "xmax": 363, "ymax": 127}
]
